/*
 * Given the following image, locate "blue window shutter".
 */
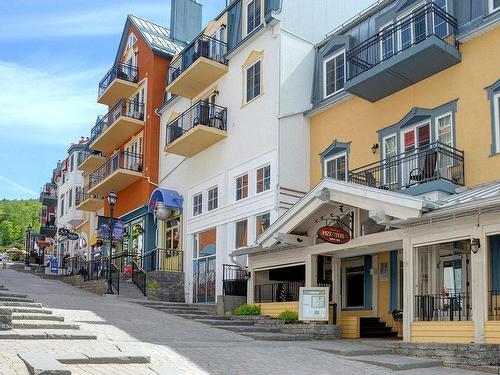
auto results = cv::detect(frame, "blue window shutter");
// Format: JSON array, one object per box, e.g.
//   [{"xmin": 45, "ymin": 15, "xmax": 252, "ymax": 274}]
[
  {"xmin": 364, "ymin": 255, "xmax": 372, "ymax": 309},
  {"xmin": 227, "ymin": 2, "xmax": 242, "ymax": 50},
  {"xmin": 490, "ymin": 235, "xmax": 500, "ymax": 292},
  {"xmin": 390, "ymin": 251, "xmax": 398, "ymax": 311}
]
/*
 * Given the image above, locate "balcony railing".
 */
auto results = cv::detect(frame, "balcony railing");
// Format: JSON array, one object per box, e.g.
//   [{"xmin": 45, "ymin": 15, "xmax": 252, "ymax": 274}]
[
  {"xmin": 98, "ymin": 63, "xmax": 139, "ymax": 97},
  {"xmin": 489, "ymin": 290, "xmax": 500, "ymax": 320},
  {"xmin": 142, "ymin": 248, "xmax": 183, "ymax": 273},
  {"xmin": 75, "ymin": 186, "xmax": 102, "ymax": 206},
  {"xmin": 167, "ymin": 35, "xmax": 228, "ymax": 86},
  {"xmin": 254, "ymin": 281, "xmax": 304, "ymax": 303},
  {"xmin": 347, "ymin": 3, "xmax": 458, "ymax": 80},
  {"xmin": 414, "ymin": 292, "xmax": 471, "ymax": 321},
  {"xmin": 165, "ymin": 101, "xmax": 227, "ymax": 145},
  {"xmin": 222, "ymin": 264, "xmax": 248, "ymax": 297},
  {"xmin": 78, "ymin": 148, "xmax": 105, "ymax": 166},
  {"xmin": 90, "ymin": 99, "xmax": 144, "ymax": 142},
  {"xmin": 348, "ymin": 142, "xmax": 464, "ymax": 191},
  {"xmin": 88, "ymin": 151, "xmax": 143, "ymax": 189}
]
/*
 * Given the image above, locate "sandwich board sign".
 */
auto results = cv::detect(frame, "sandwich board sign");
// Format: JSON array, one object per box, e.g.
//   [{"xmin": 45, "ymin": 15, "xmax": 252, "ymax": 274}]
[{"xmin": 299, "ymin": 286, "xmax": 329, "ymax": 321}]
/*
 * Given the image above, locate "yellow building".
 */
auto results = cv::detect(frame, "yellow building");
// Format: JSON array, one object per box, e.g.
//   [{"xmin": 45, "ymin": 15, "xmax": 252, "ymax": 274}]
[{"xmin": 234, "ymin": 0, "xmax": 500, "ymax": 344}]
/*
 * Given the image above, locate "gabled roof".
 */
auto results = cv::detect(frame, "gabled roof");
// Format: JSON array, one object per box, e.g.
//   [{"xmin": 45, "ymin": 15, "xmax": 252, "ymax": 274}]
[{"xmin": 114, "ymin": 15, "xmax": 185, "ymax": 63}]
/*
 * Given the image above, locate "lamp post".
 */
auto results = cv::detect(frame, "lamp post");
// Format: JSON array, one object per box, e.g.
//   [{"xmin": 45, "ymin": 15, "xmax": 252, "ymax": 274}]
[
  {"xmin": 105, "ymin": 191, "xmax": 118, "ymax": 294},
  {"xmin": 25, "ymin": 225, "xmax": 32, "ymax": 269}
]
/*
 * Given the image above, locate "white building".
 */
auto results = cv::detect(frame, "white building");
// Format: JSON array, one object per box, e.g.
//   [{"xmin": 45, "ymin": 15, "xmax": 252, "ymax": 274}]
[{"xmin": 155, "ymin": 0, "xmax": 374, "ymax": 303}]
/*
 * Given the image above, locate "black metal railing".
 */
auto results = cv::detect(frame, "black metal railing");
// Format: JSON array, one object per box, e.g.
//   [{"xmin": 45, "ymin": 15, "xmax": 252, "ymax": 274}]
[
  {"xmin": 132, "ymin": 257, "xmax": 147, "ymax": 296},
  {"xmin": 78, "ymin": 148, "xmax": 105, "ymax": 166},
  {"xmin": 64, "ymin": 255, "xmax": 85, "ymax": 276},
  {"xmin": 414, "ymin": 292, "xmax": 471, "ymax": 321},
  {"xmin": 348, "ymin": 142, "xmax": 464, "ymax": 191},
  {"xmin": 110, "ymin": 262, "xmax": 120, "ymax": 294},
  {"xmin": 488, "ymin": 290, "xmax": 500, "ymax": 320},
  {"xmin": 83, "ymin": 257, "xmax": 109, "ymax": 282},
  {"xmin": 165, "ymin": 101, "xmax": 227, "ymax": 146},
  {"xmin": 347, "ymin": 3, "xmax": 458, "ymax": 80},
  {"xmin": 90, "ymin": 99, "xmax": 144, "ymax": 142},
  {"xmin": 222, "ymin": 264, "xmax": 248, "ymax": 297},
  {"xmin": 40, "ymin": 183, "xmax": 57, "ymax": 200},
  {"xmin": 167, "ymin": 34, "xmax": 228, "ymax": 86},
  {"xmin": 143, "ymin": 248, "xmax": 183, "ymax": 273},
  {"xmin": 88, "ymin": 151, "xmax": 143, "ymax": 189},
  {"xmin": 98, "ymin": 62, "xmax": 139, "ymax": 97},
  {"xmin": 254, "ymin": 281, "xmax": 304, "ymax": 303}
]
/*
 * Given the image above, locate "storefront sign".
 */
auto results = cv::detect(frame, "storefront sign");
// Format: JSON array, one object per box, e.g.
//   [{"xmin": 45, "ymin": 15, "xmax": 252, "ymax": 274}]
[
  {"xmin": 317, "ymin": 226, "xmax": 350, "ymax": 244},
  {"xmin": 299, "ymin": 287, "xmax": 329, "ymax": 321},
  {"xmin": 50, "ymin": 258, "xmax": 58, "ymax": 274},
  {"xmin": 58, "ymin": 228, "xmax": 69, "ymax": 236},
  {"xmin": 67, "ymin": 232, "xmax": 79, "ymax": 241},
  {"xmin": 97, "ymin": 216, "xmax": 124, "ymax": 239}
]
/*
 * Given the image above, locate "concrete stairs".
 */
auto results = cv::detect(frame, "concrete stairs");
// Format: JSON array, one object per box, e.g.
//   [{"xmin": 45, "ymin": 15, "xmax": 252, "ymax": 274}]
[
  {"xmin": 117, "ymin": 279, "xmax": 146, "ymax": 300},
  {"xmin": 359, "ymin": 317, "xmax": 398, "ymax": 338}
]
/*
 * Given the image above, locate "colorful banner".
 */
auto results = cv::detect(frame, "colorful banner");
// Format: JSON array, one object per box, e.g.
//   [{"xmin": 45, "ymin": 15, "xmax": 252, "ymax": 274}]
[{"xmin": 97, "ymin": 216, "xmax": 125, "ymax": 239}]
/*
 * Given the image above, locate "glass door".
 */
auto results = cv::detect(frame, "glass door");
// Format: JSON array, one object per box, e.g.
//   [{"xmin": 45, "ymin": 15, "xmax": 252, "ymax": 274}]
[
  {"xmin": 401, "ymin": 123, "xmax": 430, "ymax": 186},
  {"xmin": 192, "ymin": 228, "xmax": 217, "ymax": 303}
]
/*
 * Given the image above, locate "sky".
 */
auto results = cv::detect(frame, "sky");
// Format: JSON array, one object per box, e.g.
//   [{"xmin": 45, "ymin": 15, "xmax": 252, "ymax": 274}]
[{"xmin": 0, "ymin": 0, "xmax": 226, "ymax": 200}]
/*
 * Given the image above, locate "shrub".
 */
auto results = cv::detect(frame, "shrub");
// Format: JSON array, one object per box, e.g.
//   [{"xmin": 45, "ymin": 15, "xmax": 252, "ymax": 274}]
[
  {"xmin": 277, "ymin": 310, "xmax": 299, "ymax": 324},
  {"xmin": 234, "ymin": 304, "xmax": 261, "ymax": 316},
  {"xmin": 147, "ymin": 282, "xmax": 160, "ymax": 290}
]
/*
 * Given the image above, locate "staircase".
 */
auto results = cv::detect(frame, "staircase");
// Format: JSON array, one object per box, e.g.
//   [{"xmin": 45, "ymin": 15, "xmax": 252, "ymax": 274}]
[
  {"xmin": 359, "ymin": 317, "xmax": 398, "ymax": 338},
  {"xmin": 117, "ymin": 277, "xmax": 147, "ymax": 300}
]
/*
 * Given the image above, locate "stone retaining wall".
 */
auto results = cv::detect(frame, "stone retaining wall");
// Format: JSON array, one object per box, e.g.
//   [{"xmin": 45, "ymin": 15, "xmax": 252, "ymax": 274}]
[
  {"xmin": 61, "ymin": 276, "xmax": 107, "ymax": 296},
  {"xmin": 0, "ymin": 307, "xmax": 12, "ymax": 330},
  {"xmin": 146, "ymin": 271, "xmax": 185, "ymax": 302}
]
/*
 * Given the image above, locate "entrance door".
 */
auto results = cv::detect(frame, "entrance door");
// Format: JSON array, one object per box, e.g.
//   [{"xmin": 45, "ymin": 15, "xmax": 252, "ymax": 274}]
[
  {"xmin": 401, "ymin": 122, "xmax": 431, "ymax": 186},
  {"xmin": 193, "ymin": 256, "xmax": 216, "ymax": 303},
  {"xmin": 440, "ymin": 254, "xmax": 468, "ymax": 295}
]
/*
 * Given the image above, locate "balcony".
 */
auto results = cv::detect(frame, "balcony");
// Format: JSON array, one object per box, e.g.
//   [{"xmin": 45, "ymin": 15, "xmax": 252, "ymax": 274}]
[
  {"xmin": 40, "ymin": 183, "xmax": 57, "ymax": 207},
  {"xmin": 166, "ymin": 35, "xmax": 228, "ymax": 98},
  {"xmin": 348, "ymin": 142, "xmax": 464, "ymax": 195},
  {"xmin": 345, "ymin": 3, "xmax": 460, "ymax": 102},
  {"xmin": 90, "ymin": 99, "xmax": 145, "ymax": 154},
  {"xmin": 78, "ymin": 148, "xmax": 106, "ymax": 174},
  {"xmin": 40, "ymin": 213, "xmax": 56, "ymax": 236},
  {"xmin": 165, "ymin": 101, "xmax": 227, "ymax": 157},
  {"xmin": 88, "ymin": 151, "xmax": 143, "ymax": 197},
  {"xmin": 75, "ymin": 187, "xmax": 104, "ymax": 212},
  {"xmin": 98, "ymin": 63, "xmax": 139, "ymax": 105}
]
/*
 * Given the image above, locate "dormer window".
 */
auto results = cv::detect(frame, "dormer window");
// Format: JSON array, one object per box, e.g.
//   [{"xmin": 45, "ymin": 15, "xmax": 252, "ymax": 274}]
[
  {"xmin": 323, "ymin": 50, "xmax": 345, "ymax": 98},
  {"xmin": 127, "ymin": 33, "xmax": 137, "ymax": 50},
  {"xmin": 246, "ymin": 0, "xmax": 262, "ymax": 35}
]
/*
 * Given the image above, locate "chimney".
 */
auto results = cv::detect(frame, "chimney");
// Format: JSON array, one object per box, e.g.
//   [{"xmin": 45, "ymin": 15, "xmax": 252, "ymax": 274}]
[{"xmin": 170, "ymin": 0, "xmax": 202, "ymax": 44}]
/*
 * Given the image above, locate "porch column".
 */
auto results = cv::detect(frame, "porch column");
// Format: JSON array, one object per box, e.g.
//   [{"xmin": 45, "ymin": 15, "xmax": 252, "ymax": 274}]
[
  {"xmin": 402, "ymin": 235, "xmax": 413, "ymax": 342},
  {"xmin": 332, "ymin": 256, "xmax": 341, "ymax": 310},
  {"xmin": 247, "ymin": 264, "xmax": 255, "ymax": 304},
  {"xmin": 472, "ymin": 226, "xmax": 487, "ymax": 343},
  {"xmin": 305, "ymin": 253, "xmax": 317, "ymax": 287}
]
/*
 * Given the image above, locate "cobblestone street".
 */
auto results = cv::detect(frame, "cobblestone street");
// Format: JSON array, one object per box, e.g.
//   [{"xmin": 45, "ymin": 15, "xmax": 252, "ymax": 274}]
[{"xmin": 0, "ymin": 269, "xmax": 489, "ymax": 375}]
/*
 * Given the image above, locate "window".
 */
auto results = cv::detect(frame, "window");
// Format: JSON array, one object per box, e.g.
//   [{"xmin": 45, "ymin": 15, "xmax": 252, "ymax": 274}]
[
  {"xmin": 256, "ymin": 212, "xmax": 270, "ymax": 237},
  {"xmin": 208, "ymin": 186, "xmax": 218, "ymax": 211},
  {"xmin": 193, "ymin": 193, "xmax": 202, "ymax": 216},
  {"xmin": 490, "ymin": 0, "xmax": 500, "ymax": 13},
  {"xmin": 69, "ymin": 154, "xmax": 74, "ymax": 172},
  {"xmin": 245, "ymin": 60, "xmax": 261, "ymax": 103},
  {"xmin": 127, "ymin": 33, "xmax": 137, "ymax": 50},
  {"xmin": 436, "ymin": 113, "xmax": 452, "ymax": 147},
  {"xmin": 68, "ymin": 188, "xmax": 73, "ymax": 208},
  {"xmin": 194, "ymin": 228, "xmax": 217, "ymax": 258},
  {"xmin": 397, "ymin": 3, "xmax": 427, "ymax": 51},
  {"xmin": 383, "ymin": 134, "xmax": 398, "ymax": 186},
  {"xmin": 164, "ymin": 216, "xmax": 181, "ymax": 252},
  {"xmin": 343, "ymin": 259, "xmax": 365, "ymax": 308},
  {"xmin": 246, "ymin": 0, "xmax": 261, "ymax": 35},
  {"xmin": 323, "ymin": 50, "xmax": 345, "ymax": 98},
  {"xmin": 380, "ymin": 23, "xmax": 394, "ymax": 61},
  {"xmin": 60, "ymin": 195, "xmax": 64, "ymax": 217},
  {"xmin": 256, "ymin": 165, "xmax": 271, "ymax": 193},
  {"xmin": 325, "ymin": 153, "xmax": 347, "ymax": 181},
  {"xmin": 433, "ymin": 0, "xmax": 448, "ymax": 38},
  {"xmin": 235, "ymin": 219, "xmax": 248, "ymax": 248},
  {"xmin": 235, "ymin": 174, "xmax": 249, "ymax": 200},
  {"xmin": 494, "ymin": 93, "xmax": 500, "ymax": 154}
]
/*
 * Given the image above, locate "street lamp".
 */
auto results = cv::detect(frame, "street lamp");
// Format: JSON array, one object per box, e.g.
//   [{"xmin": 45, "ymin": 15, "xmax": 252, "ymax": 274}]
[
  {"xmin": 25, "ymin": 224, "xmax": 32, "ymax": 268},
  {"xmin": 105, "ymin": 191, "xmax": 118, "ymax": 294}
]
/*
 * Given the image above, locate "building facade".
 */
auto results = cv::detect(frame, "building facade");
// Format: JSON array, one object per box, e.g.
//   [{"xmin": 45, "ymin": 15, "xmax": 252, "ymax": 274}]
[{"xmin": 234, "ymin": 0, "xmax": 500, "ymax": 344}]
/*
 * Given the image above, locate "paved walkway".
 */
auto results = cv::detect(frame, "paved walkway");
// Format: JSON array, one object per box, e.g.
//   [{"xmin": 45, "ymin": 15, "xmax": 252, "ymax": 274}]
[{"xmin": 0, "ymin": 269, "xmax": 488, "ymax": 375}]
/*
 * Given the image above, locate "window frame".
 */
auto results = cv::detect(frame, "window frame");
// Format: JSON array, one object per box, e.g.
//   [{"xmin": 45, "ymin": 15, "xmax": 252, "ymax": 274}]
[
  {"xmin": 494, "ymin": 92, "xmax": 500, "ymax": 154},
  {"xmin": 382, "ymin": 133, "xmax": 398, "ymax": 186},
  {"xmin": 256, "ymin": 164, "xmax": 271, "ymax": 194},
  {"xmin": 235, "ymin": 173, "xmax": 249, "ymax": 201},
  {"xmin": 192, "ymin": 192, "xmax": 203, "ymax": 217},
  {"xmin": 396, "ymin": 2, "xmax": 427, "ymax": 52},
  {"xmin": 207, "ymin": 186, "xmax": 219, "ymax": 211},
  {"xmin": 489, "ymin": 0, "xmax": 500, "ymax": 13},
  {"xmin": 341, "ymin": 258, "xmax": 366, "ymax": 309},
  {"xmin": 323, "ymin": 49, "xmax": 346, "ymax": 99},
  {"xmin": 255, "ymin": 212, "xmax": 271, "ymax": 238},
  {"xmin": 244, "ymin": 59, "xmax": 262, "ymax": 104},
  {"xmin": 235, "ymin": 219, "xmax": 248, "ymax": 249},
  {"xmin": 434, "ymin": 112, "xmax": 454, "ymax": 147},
  {"xmin": 127, "ymin": 33, "xmax": 137, "ymax": 50},
  {"xmin": 323, "ymin": 152, "xmax": 348, "ymax": 181},
  {"xmin": 246, "ymin": 0, "xmax": 262, "ymax": 36}
]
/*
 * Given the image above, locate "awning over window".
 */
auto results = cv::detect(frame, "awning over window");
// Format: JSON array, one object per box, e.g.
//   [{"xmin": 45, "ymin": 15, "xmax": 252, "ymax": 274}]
[{"xmin": 149, "ymin": 188, "xmax": 183, "ymax": 212}]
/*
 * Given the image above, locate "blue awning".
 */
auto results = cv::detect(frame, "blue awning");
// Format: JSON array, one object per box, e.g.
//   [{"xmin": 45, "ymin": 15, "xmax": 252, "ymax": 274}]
[{"xmin": 149, "ymin": 188, "xmax": 183, "ymax": 212}]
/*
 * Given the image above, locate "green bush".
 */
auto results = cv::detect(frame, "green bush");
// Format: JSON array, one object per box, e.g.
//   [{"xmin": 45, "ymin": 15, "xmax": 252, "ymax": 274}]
[
  {"xmin": 147, "ymin": 282, "xmax": 160, "ymax": 290},
  {"xmin": 234, "ymin": 304, "xmax": 261, "ymax": 316},
  {"xmin": 277, "ymin": 310, "xmax": 299, "ymax": 324}
]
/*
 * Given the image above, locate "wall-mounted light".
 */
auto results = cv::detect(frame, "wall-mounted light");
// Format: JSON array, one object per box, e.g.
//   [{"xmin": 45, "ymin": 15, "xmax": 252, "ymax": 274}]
[
  {"xmin": 471, "ymin": 238, "xmax": 480, "ymax": 254},
  {"xmin": 371, "ymin": 143, "xmax": 379, "ymax": 154},
  {"xmin": 221, "ymin": 24, "xmax": 227, "ymax": 29}
]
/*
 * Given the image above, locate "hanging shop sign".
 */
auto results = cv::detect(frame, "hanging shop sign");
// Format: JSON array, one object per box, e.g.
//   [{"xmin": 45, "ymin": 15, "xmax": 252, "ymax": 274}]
[
  {"xmin": 97, "ymin": 216, "xmax": 125, "ymax": 239},
  {"xmin": 317, "ymin": 226, "xmax": 350, "ymax": 244},
  {"xmin": 58, "ymin": 228, "xmax": 69, "ymax": 236},
  {"xmin": 67, "ymin": 232, "xmax": 79, "ymax": 241}
]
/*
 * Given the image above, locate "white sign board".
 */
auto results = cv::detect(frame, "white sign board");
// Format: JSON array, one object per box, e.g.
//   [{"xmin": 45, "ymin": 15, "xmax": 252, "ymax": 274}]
[{"xmin": 299, "ymin": 287, "xmax": 329, "ymax": 321}]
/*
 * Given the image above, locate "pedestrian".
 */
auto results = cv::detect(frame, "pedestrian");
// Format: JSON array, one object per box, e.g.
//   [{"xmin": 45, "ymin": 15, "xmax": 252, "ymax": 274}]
[{"xmin": 1, "ymin": 252, "xmax": 8, "ymax": 269}]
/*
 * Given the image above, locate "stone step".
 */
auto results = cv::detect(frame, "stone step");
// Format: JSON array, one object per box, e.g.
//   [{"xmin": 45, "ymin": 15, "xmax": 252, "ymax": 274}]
[
  {"xmin": 133, "ymin": 301, "xmax": 196, "ymax": 308},
  {"xmin": 158, "ymin": 309, "xmax": 208, "ymax": 315},
  {"xmin": 0, "ymin": 329, "xmax": 96, "ymax": 340},
  {"xmin": 10, "ymin": 307, "xmax": 52, "ymax": 314},
  {"xmin": 145, "ymin": 304, "xmax": 202, "ymax": 312},
  {"xmin": 240, "ymin": 332, "xmax": 312, "ymax": 341},
  {"xmin": 12, "ymin": 314, "xmax": 64, "ymax": 322},
  {"xmin": 178, "ymin": 314, "xmax": 230, "ymax": 320},
  {"xmin": 196, "ymin": 319, "xmax": 254, "ymax": 326},
  {"xmin": 0, "ymin": 302, "xmax": 43, "ymax": 308},
  {"xmin": 216, "ymin": 325, "xmax": 282, "ymax": 333},
  {"xmin": 319, "ymin": 343, "xmax": 391, "ymax": 357},
  {"xmin": 345, "ymin": 354, "xmax": 442, "ymax": 371},
  {"xmin": 0, "ymin": 292, "xmax": 28, "ymax": 298},
  {"xmin": 0, "ymin": 296, "xmax": 34, "ymax": 302},
  {"xmin": 12, "ymin": 321, "xmax": 80, "ymax": 330}
]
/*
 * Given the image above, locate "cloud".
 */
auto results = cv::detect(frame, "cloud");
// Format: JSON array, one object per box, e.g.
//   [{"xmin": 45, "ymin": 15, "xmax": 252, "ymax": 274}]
[
  {"xmin": 0, "ymin": 61, "xmax": 104, "ymax": 146},
  {"xmin": 0, "ymin": 176, "xmax": 38, "ymax": 198}
]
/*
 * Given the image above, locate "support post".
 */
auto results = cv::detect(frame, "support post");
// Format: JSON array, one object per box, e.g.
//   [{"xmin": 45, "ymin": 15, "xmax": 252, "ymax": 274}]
[
  {"xmin": 402, "ymin": 235, "xmax": 413, "ymax": 342},
  {"xmin": 472, "ymin": 226, "xmax": 486, "ymax": 343},
  {"xmin": 305, "ymin": 253, "xmax": 317, "ymax": 287}
]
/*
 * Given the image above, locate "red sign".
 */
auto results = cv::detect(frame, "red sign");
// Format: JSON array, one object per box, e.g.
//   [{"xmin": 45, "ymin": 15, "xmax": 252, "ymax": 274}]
[{"xmin": 317, "ymin": 226, "xmax": 350, "ymax": 244}]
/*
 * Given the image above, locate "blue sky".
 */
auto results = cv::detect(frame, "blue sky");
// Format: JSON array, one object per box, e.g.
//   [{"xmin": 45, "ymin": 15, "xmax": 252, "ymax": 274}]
[{"xmin": 0, "ymin": 0, "xmax": 225, "ymax": 200}]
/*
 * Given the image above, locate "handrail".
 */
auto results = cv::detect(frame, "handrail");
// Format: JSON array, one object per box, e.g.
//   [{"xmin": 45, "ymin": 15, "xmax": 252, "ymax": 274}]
[
  {"xmin": 347, "ymin": 3, "xmax": 459, "ymax": 80},
  {"xmin": 414, "ymin": 292, "xmax": 471, "ymax": 321},
  {"xmin": 488, "ymin": 290, "xmax": 500, "ymax": 320},
  {"xmin": 222, "ymin": 264, "xmax": 248, "ymax": 297},
  {"xmin": 131, "ymin": 256, "xmax": 147, "ymax": 296},
  {"xmin": 88, "ymin": 151, "xmax": 143, "ymax": 189},
  {"xmin": 98, "ymin": 62, "xmax": 139, "ymax": 97},
  {"xmin": 254, "ymin": 281, "xmax": 305, "ymax": 303},
  {"xmin": 143, "ymin": 248, "xmax": 183, "ymax": 272},
  {"xmin": 78, "ymin": 149, "xmax": 105, "ymax": 166}
]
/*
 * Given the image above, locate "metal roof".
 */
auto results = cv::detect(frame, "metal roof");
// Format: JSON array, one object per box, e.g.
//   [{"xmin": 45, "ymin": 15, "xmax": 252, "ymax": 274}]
[
  {"xmin": 434, "ymin": 181, "xmax": 500, "ymax": 209},
  {"xmin": 128, "ymin": 15, "xmax": 184, "ymax": 57}
]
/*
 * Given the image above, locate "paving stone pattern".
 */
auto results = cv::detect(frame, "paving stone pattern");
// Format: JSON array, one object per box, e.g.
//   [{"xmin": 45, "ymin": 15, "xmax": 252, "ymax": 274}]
[{"xmin": 0, "ymin": 268, "xmax": 492, "ymax": 375}]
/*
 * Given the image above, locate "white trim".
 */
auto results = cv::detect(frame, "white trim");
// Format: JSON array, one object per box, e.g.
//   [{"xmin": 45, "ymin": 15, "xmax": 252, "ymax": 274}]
[
  {"xmin": 255, "ymin": 163, "xmax": 271, "ymax": 195},
  {"xmin": 396, "ymin": 2, "xmax": 426, "ymax": 52},
  {"xmin": 245, "ymin": 0, "xmax": 264, "ymax": 37},
  {"xmin": 489, "ymin": 0, "xmax": 500, "ymax": 14},
  {"xmin": 493, "ymin": 92, "xmax": 500, "ymax": 154},
  {"xmin": 379, "ymin": 21, "xmax": 394, "ymax": 62},
  {"xmin": 235, "ymin": 172, "xmax": 250, "ymax": 201},
  {"xmin": 434, "ymin": 111, "xmax": 454, "ymax": 150},
  {"xmin": 322, "ymin": 49, "xmax": 346, "ymax": 99},
  {"xmin": 382, "ymin": 133, "xmax": 398, "ymax": 185},
  {"xmin": 323, "ymin": 151, "xmax": 347, "ymax": 181}
]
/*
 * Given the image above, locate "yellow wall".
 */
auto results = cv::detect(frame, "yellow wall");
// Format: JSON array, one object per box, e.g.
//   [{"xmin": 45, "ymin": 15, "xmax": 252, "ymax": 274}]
[
  {"xmin": 411, "ymin": 321, "xmax": 474, "ymax": 343},
  {"xmin": 260, "ymin": 301, "xmax": 299, "ymax": 317},
  {"xmin": 338, "ymin": 310, "xmax": 372, "ymax": 338},
  {"xmin": 485, "ymin": 321, "xmax": 500, "ymax": 344},
  {"xmin": 310, "ymin": 27, "xmax": 500, "ymax": 188}
]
